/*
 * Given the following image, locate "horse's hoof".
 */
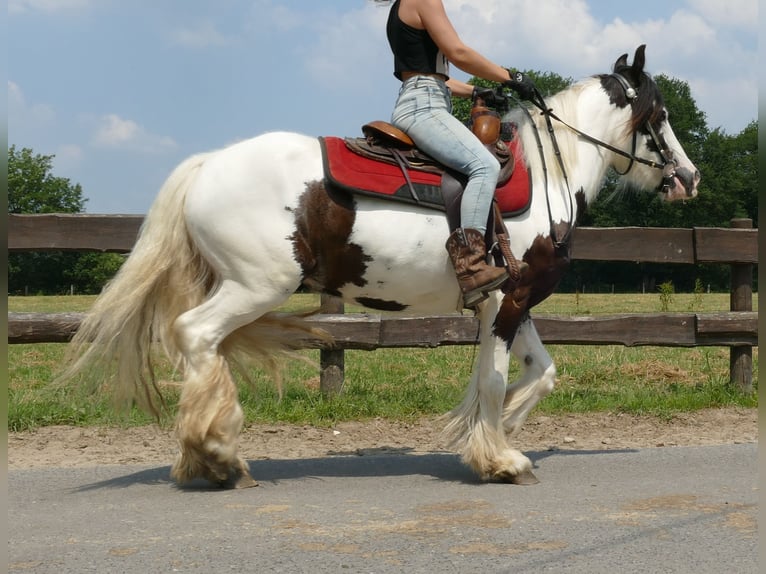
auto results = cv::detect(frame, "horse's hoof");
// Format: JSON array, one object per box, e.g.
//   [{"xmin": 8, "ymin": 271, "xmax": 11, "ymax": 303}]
[
  {"xmin": 216, "ymin": 465, "xmax": 259, "ymax": 489},
  {"xmin": 510, "ymin": 469, "xmax": 540, "ymax": 485},
  {"xmin": 231, "ymin": 473, "xmax": 259, "ymax": 489},
  {"xmin": 218, "ymin": 474, "xmax": 258, "ymax": 489},
  {"xmin": 491, "ymin": 467, "xmax": 540, "ymax": 485}
]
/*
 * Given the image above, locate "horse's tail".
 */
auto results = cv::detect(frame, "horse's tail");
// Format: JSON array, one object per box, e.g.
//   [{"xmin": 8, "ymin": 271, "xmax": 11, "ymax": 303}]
[{"xmin": 59, "ymin": 152, "xmax": 215, "ymax": 416}]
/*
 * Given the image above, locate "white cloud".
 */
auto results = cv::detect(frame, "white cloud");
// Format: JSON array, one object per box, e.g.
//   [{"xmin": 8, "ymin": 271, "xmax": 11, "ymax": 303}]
[
  {"xmin": 8, "ymin": 81, "xmax": 86, "ymax": 169},
  {"xmin": 52, "ymin": 144, "xmax": 85, "ymax": 173},
  {"xmin": 248, "ymin": 0, "xmax": 306, "ymax": 33},
  {"xmin": 687, "ymin": 73, "xmax": 758, "ymax": 131},
  {"xmin": 8, "ymin": 81, "xmax": 56, "ymax": 128},
  {"xmin": 92, "ymin": 114, "xmax": 177, "ymax": 153},
  {"xmin": 9, "ymin": 0, "xmax": 93, "ymax": 14},
  {"xmin": 57, "ymin": 143, "xmax": 84, "ymax": 163},
  {"xmin": 303, "ymin": 6, "xmax": 389, "ymax": 90},
  {"xmin": 320, "ymin": 0, "xmax": 755, "ymax": 132},
  {"xmin": 687, "ymin": 0, "xmax": 758, "ymax": 30},
  {"xmin": 169, "ymin": 21, "xmax": 228, "ymax": 49},
  {"xmin": 437, "ymin": 0, "xmax": 730, "ymax": 78},
  {"xmin": 93, "ymin": 114, "xmax": 139, "ymax": 145}
]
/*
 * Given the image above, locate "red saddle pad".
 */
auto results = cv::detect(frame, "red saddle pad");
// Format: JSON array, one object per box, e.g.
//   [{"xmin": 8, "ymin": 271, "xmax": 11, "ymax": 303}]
[{"xmin": 320, "ymin": 135, "xmax": 531, "ymax": 217}]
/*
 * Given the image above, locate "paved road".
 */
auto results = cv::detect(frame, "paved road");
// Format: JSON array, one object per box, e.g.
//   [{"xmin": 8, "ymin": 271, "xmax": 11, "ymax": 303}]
[{"xmin": 9, "ymin": 444, "xmax": 757, "ymax": 573}]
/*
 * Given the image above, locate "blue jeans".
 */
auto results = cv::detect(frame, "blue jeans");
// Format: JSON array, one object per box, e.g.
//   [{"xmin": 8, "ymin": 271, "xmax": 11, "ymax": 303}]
[{"xmin": 391, "ymin": 75, "xmax": 500, "ymax": 233}]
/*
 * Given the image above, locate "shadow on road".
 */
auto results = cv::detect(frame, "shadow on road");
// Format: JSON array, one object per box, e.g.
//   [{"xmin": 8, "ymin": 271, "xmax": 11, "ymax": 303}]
[{"xmin": 75, "ymin": 447, "xmax": 638, "ymax": 492}]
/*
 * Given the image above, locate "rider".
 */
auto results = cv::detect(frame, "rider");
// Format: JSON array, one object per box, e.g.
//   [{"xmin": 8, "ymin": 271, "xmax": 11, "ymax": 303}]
[{"xmin": 386, "ymin": 0, "xmax": 532, "ymax": 309}]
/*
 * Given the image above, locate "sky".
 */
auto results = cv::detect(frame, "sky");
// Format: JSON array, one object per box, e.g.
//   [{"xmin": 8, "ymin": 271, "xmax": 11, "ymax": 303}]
[{"xmin": 8, "ymin": 0, "xmax": 759, "ymax": 214}]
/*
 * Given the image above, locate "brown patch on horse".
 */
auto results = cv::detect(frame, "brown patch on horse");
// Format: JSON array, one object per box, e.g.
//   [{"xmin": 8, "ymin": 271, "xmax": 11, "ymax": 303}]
[
  {"xmin": 290, "ymin": 180, "xmax": 371, "ymax": 295},
  {"xmin": 494, "ymin": 225, "xmax": 573, "ymax": 345},
  {"xmin": 494, "ymin": 186, "xmax": 590, "ymax": 345}
]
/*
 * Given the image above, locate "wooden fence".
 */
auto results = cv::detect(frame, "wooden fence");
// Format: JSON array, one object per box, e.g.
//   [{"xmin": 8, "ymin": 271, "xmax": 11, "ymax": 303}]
[{"xmin": 8, "ymin": 214, "xmax": 758, "ymax": 392}]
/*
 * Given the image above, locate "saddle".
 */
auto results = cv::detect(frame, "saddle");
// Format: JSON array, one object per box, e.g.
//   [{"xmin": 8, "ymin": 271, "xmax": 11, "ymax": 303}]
[
  {"xmin": 344, "ymin": 103, "xmax": 518, "ymax": 232},
  {"xmin": 318, "ymin": 99, "xmax": 532, "ymax": 284}
]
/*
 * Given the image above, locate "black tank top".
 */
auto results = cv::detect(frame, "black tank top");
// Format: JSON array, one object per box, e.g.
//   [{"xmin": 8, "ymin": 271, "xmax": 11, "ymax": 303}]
[{"xmin": 386, "ymin": 0, "xmax": 449, "ymax": 81}]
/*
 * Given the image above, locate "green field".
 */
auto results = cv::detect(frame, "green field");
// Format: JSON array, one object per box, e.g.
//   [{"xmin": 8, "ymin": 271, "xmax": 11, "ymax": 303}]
[{"xmin": 8, "ymin": 293, "xmax": 758, "ymax": 431}]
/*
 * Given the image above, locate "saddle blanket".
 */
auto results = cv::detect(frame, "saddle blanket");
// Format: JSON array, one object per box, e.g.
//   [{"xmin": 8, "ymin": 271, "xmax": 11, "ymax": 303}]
[{"xmin": 319, "ymin": 134, "xmax": 531, "ymax": 217}]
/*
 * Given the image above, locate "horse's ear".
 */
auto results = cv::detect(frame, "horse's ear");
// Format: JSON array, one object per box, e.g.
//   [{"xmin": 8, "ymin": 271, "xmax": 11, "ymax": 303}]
[
  {"xmin": 613, "ymin": 53, "xmax": 628, "ymax": 71},
  {"xmin": 612, "ymin": 54, "xmax": 628, "ymax": 72},
  {"xmin": 631, "ymin": 45, "xmax": 646, "ymax": 75}
]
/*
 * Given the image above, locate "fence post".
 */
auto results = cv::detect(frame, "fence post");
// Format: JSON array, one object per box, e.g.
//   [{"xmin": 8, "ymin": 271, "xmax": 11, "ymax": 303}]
[
  {"xmin": 319, "ymin": 294, "xmax": 345, "ymax": 396},
  {"xmin": 729, "ymin": 218, "xmax": 753, "ymax": 392}
]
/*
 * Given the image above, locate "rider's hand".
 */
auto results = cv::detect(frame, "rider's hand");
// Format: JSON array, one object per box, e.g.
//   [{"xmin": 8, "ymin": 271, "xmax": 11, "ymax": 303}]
[
  {"xmin": 472, "ymin": 86, "xmax": 498, "ymax": 106},
  {"xmin": 504, "ymin": 69, "xmax": 536, "ymax": 101}
]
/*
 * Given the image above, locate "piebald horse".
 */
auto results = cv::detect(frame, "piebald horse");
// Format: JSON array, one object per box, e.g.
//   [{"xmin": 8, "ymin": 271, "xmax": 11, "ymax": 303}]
[{"xmin": 62, "ymin": 46, "xmax": 699, "ymax": 487}]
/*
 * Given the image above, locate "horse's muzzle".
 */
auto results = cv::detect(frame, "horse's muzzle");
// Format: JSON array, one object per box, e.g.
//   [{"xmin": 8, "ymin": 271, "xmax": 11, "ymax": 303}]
[{"xmin": 662, "ymin": 166, "xmax": 700, "ymax": 201}]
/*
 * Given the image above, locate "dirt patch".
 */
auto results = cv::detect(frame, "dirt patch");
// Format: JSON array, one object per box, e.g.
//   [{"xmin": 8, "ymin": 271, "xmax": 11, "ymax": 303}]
[{"xmin": 8, "ymin": 407, "xmax": 757, "ymax": 469}]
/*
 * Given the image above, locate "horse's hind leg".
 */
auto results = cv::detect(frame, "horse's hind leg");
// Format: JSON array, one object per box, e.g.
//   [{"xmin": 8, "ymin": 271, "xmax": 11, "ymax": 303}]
[{"xmin": 170, "ymin": 280, "xmax": 287, "ymax": 488}]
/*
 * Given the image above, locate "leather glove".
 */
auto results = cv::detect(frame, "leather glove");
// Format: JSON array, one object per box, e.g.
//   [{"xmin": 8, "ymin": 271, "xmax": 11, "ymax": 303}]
[
  {"xmin": 504, "ymin": 69, "xmax": 536, "ymax": 101},
  {"xmin": 472, "ymin": 86, "xmax": 498, "ymax": 106}
]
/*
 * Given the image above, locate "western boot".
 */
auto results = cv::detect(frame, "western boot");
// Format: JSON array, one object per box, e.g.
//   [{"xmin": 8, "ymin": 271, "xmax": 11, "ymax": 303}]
[{"xmin": 445, "ymin": 227, "xmax": 510, "ymax": 309}]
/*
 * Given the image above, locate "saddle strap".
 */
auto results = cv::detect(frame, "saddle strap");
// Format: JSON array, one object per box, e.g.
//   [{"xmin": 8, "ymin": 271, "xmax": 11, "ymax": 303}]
[{"xmin": 391, "ymin": 149, "xmax": 420, "ymax": 203}]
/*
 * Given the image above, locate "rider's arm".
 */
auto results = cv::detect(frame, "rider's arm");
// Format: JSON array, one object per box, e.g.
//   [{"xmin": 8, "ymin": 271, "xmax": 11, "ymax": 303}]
[
  {"xmin": 416, "ymin": 0, "xmax": 511, "ymax": 83},
  {"xmin": 446, "ymin": 78, "xmax": 474, "ymax": 98}
]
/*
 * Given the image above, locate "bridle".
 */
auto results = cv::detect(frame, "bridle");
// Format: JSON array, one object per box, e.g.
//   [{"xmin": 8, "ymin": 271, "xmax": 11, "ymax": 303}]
[
  {"xmin": 509, "ymin": 72, "xmax": 679, "ymax": 247},
  {"xmin": 599, "ymin": 72, "xmax": 679, "ymax": 193},
  {"xmin": 529, "ymin": 73, "xmax": 678, "ymax": 191}
]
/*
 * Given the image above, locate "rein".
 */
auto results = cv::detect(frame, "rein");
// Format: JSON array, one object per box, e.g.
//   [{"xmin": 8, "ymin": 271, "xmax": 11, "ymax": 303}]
[
  {"xmin": 509, "ymin": 72, "xmax": 678, "ymax": 247},
  {"xmin": 515, "ymin": 99, "xmax": 574, "ymax": 248},
  {"xmin": 528, "ymin": 74, "xmax": 678, "ymax": 189}
]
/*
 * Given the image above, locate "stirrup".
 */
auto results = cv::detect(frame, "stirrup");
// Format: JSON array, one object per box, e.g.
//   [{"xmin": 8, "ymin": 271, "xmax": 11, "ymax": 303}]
[{"xmin": 462, "ymin": 271, "xmax": 510, "ymax": 309}]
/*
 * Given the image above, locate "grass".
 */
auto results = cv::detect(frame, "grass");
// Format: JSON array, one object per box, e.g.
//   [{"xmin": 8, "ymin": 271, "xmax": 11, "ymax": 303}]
[{"xmin": 7, "ymin": 292, "xmax": 758, "ymax": 431}]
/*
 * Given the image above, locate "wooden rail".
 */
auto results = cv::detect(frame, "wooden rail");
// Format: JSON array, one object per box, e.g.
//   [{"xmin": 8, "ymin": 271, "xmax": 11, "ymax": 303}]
[
  {"xmin": 7, "ymin": 311, "xmax": 758, "ymax": 348},
  {"xmin": 8, "ymin": 214, "xmax": 758, "ymax": 392},
  {"xmin": 8, "ymin": 214, "xmax": 759, "ymax": 263}
]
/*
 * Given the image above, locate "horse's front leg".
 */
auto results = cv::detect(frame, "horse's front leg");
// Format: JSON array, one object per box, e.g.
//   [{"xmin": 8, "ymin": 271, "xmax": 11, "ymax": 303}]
[
  {"xmin": 503, "ymin": 316, "xmax": 557, "ymax": 436},
  {"xmin": 442, "ymin": 292, "xmax": 537, "ymax": 484}
]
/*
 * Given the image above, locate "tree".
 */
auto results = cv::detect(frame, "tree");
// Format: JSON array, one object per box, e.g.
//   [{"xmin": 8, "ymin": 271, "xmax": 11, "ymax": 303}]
[
  {"xmin": 654, "ymin": 75, "xmax": 708, "ymax": 162},
  {"xmin": 733, "ymin": 121, "xmax": 758, "ymax": 224},
  {"xmin": 8, "ymin": 145, "xmax": 124, "ymax": 295},
  {"xmin": 8, "ymin": 146, "xmax": 86, "ymax": 214},
  {"xmin": 64, "ymin": 252, "xmax": 125, "ymax": 294},
  {"xmin": 695, "ymin": 121, "xmax": 758, "ymax": 225}
]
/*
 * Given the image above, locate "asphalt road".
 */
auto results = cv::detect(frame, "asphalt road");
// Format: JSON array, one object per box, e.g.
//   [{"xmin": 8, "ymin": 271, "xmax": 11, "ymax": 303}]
[{"xmin": 9, "ymin": 443, "xmax": 757, "ymax": 573}]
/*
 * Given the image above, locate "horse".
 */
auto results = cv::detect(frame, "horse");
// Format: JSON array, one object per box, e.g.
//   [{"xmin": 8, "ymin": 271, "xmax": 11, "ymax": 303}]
[{"xmin": 61, "ymin": 45, "xmax": 699, "ymax": 488}]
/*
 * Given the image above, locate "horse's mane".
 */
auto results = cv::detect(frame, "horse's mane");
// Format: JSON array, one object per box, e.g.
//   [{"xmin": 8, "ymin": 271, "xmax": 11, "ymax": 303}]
[{"xmin": 505, "ymin": 80, "xmax": 587, "ymax": 184}]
